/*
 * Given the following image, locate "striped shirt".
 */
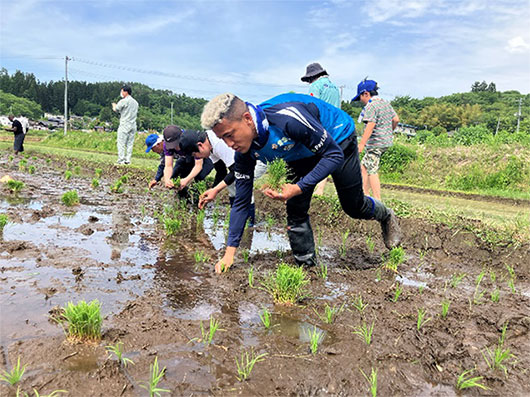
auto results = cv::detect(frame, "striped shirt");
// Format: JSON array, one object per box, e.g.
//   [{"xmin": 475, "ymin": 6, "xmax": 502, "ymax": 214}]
[{"xmin": 362, "ymin": 97, "xmax": 397, "ymax": 148}]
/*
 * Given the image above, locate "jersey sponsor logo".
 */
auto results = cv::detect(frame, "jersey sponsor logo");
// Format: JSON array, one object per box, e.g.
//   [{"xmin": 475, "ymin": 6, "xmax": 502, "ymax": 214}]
[
  {"xmin": 235, "ymin": 172, "xmax": 251, "ymax": 180},
  {"xmin": 312, "ymin": 129, "xmax": 328, "ymax": 152},
  {"xmin": 276, "ymin": 107, "xmax": 316, "ymax": 132}
]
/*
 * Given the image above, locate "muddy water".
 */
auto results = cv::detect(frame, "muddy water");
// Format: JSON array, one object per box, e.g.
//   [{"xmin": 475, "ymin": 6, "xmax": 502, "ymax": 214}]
[{"xmin": 1, "ymin": 155, "xmax": 530, "ymax": 396}]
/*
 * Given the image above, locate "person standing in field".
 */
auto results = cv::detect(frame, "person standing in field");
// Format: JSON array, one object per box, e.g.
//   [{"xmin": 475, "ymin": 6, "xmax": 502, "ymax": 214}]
[
  {"xmin": 201, "ymin": 92, "xmax": 402, "ymax": 273},
  {"xmin": 352, "ymin": 78, "xmax": 399, "ymax": 201},
  {"xmin": 112, "ymin": 84, "xmax": 138, "ymax": 165},
  {"xmin": 3, "ymin": 115, "xmax": 25, "ymax": 155},
  {"xmin": 301, "ymin": 62, "xmax": 341, "ymax": 195}
]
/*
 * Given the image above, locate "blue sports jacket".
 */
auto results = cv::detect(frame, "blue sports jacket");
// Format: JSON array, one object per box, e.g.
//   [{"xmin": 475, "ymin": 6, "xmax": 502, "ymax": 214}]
[{"xmin": 227, "ymin": 93, "xmax": 356, "ymax": 247}]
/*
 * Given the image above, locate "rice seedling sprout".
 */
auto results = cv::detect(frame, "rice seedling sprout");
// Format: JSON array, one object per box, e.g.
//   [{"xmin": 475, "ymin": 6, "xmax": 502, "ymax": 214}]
[
  {"xmin": 64, "ymin": 170, "xmax": 72, "ymax": 180},
  {"xmin": 139, "ymin": 357, "xmax": 170, "ymax": 397},
  {"xmin": 54, "ymin": 299, "xmax": 102, "ymax": 341},
  {"xmin": 416, "ymin": 308, "xmax": 431, "ymax": 330},
  {"xmin": 247, "ymin": 266, "xmax": 254, "ymax": 288},
  {"xmin": 482, "ymin": 322, "xmax": 516, "ymax": 375},
  {"xmin": 351, "ymin": 294, "xmax": 368, "ymax": 314},
  {"xmin": 265, "ymin": 158, "xmax": 289, "ymax": 191},
  {"xmin": 261, "ymin": 262, "xmax": 309, "ymax": 304},
  {"xmin": 314, "ymin": 303, "xmax": 344, "ymax": 324},
  {"xmin": 456, "ymin": 369, "xmax": 488, "ymax": 390},
  {"xmin": 259, "ymin": 307, "xmax": 271, "ymax": 329},
  {"xmin": 0, "ymin": 356, "xmax": 26, "ymax": 385},
  {"xmin": 441, "ymin": 299, "xmax": 450, "ymax": 319},
  {"xmin": 306, "ymin": 326, "xmax": 324, "ymax": 354},
  {"xmin": 61, "ymin": 190, "xmax": 79, "ymax": 206},
  {"xmin": 360, "ymin": 367, "xmax": 377, "ymax": 397},
  {"xmin": 235, "ymin": 349, "xmax": 267, "ymax": 381},
  {"xmin": 352, "ymin": 321, "xmax": 374, "ymax": 345},
  {"xmin": 91, "ymin": 178, "xmax": 99, "ymax": 188},
  {"xmin": 340, "ymin": 229, "xmax": 350, "ymax": 257},
  {"xmin": 0, "ymin": 214, "xmax": 8, "ymax": 231},
  {"xmin": 94, "ymin": 168, "xmax": 103, "ymax": 178},
  {"xmin": 391, "ymin": 283, "xmax": 403, "ymax": 302},
  {"xmin": 105, "ymin": 341, "xmax": 134, "ymax": 367},
  {"xmin": 7, "ymin": 179, "xmax": 25, "ymax": 193}
]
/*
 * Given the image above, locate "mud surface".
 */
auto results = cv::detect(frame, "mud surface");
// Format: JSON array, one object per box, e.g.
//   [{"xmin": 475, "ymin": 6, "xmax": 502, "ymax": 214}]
[{"xmin": 1, "ymin": 153, "xmax": 529, "ymax": 396}]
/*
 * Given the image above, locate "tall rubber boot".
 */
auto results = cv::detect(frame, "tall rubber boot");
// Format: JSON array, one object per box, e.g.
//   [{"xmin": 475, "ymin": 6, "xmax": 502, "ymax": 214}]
[
  {"xmin": 287, "ymin": 219, "xmax": 318, "ymax": 267},
  {"xmin": 372, "ymin": 198, "xmax": 402, "ymax": 249}
]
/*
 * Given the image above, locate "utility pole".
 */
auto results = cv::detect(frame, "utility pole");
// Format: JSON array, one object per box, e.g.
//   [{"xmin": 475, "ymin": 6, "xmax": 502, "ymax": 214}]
[
  {"xmin": 171, "ymin": 102, "xmax": 174, "ymax": 124},
  {"xmin": 516, "ymin": 97, "xmax": 522, "ymax": 134},
  {"xmin": 494, "ymin": 117, "xmax": 500, "ymax": 135},
  {"xmin": 339, "ymin": 85, "xmax": 345, "ymax": 108},
  {"xmin": 64, "ymin": 56, "xmax": 69, "ymax": 136}
]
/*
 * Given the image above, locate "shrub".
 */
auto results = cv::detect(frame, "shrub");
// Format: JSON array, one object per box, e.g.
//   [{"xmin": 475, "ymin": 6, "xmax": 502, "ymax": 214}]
[
  {"xmin": 261, "ymin": 262, "xmax": 309, "ymax": 304},
  {"xmin": 61, "ymin": 190, "xmax": 79, "ymax": 206},
  {"xmin": 55, "ymin": 299, "xmax": 102, "ymax": 341},
  {"xmin": 453, "ymin": 125, "xmax": 492, "ymax": 146},
  {"xmin": 380, "ymin": 144, "xmax": 417, "ymax": 174}
]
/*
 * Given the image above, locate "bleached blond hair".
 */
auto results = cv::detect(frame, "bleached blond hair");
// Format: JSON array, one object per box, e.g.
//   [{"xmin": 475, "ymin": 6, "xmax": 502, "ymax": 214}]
[{"xmin": 201, "ymin": 93, "xmax": 248, "ymax": 130}]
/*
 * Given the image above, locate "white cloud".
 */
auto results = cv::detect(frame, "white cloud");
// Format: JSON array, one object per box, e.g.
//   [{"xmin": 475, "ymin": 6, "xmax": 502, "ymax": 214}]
[{"xmin": 506, "ymin": 36, "xmax": 530, "ymax": 53}]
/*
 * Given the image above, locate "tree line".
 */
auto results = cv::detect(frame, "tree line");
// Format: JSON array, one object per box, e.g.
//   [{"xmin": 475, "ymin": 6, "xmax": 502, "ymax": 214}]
[{"xmin": 1, "ymin": 69, "xmax": 528, "ymax": 135}]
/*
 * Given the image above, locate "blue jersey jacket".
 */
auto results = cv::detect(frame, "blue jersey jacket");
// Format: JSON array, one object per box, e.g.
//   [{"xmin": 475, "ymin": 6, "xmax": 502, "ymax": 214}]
[{"xmin": 227, "ymin": 93, "xmax": 356, "ymax": 247}]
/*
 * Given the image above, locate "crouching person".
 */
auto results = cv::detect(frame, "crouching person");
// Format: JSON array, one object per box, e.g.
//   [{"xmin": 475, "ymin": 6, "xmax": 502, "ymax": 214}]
[{"xmin": 201, "ymin": 93, "xmax": 402, "ymax": 273}]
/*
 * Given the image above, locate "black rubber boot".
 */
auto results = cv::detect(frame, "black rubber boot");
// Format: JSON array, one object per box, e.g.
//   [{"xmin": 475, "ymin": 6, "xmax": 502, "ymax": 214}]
[
  {"xmin": 287, "ymin": 219, "xmax": 318, "ymax": 267},
  {"xmin": 373, "ymin": 199, "xmax": 402, "ymax": 249}
]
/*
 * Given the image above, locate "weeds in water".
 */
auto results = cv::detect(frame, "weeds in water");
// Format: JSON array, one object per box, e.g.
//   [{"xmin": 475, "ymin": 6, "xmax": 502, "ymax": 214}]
[
  {"xmin": 456, "ymin": 369, "xmax": 488, "ymax": 390},
  {"xmin": 482, "ymin": 322, "xmax": 516, "ymax": 375},
  {"xmin": 307, "ymin": 326, "xmax": 324, "ymax": 354},
  {"xmin": 0, "ymin": 356, "xmax": 26, "ymax": 385},
  {"xmin": 105, "ymin": 341, "xmax": 135, "ymax": 368},
  {"xmin": 247, "ymin": 266, "xmax": 255, "ymax": 288},
  {"xmin": 450, "ymin": 273, "xmax": 466, "ymax": 288},
  {"xmin": 7, "ymin": 179, "xmax": 25, "ymax": 193},
  {"xmin": 314, "ymin": 303, "xmax": 344, "ymax": 324},
  {"xmin": 192, "ymin": 317, "xmax": 221, "ymax": 346},
  {"xmin": 64, "ymin": 170, "xmax": 72, "ymax": 180},
  {"xmin": 441, "ymin": 299, "xmax": 450, "ymax": 319},
  {"xmin": 139, "ymin": 357, "xmax": 170, "ymax": 397},
  {"xmin": 384, "ymin": 246, "xmax": 405, "ymax": 272},
  {"xmin": 28, "ymin": 165, "xmax": 36, "ymax": 174},
  {"xmin": 61, "ymin": 190, "xmax": 79, "ymax": 206},
  {"xmin": 391, "ymin": 283, "xmax": 403, "ymax": 302},
  {"xmin": 91, "ymin": 178, "xmax": 100, "ymax": 188},
  {"xmin": 163, "ymin": 217, "xmax": 182, "ymax": 236},
  {"xmin": 352, "ymin": 321, "xmax": 374, "ymax": 345},
  {"xmin": 416, "ymin": 308, "xmax": 431, "ymax": 330},
  {"xmin": 261, "ymin": 262, "xmax": 309, "ymax": 304},
  {"xmin": 351, "ymin": 294, "xmax": 368, "ymax": 314},
  {"xmin": 318, "ymin": 262, "xmax": 328, "ymax": 280},
  {"xmin": 340, "ymin": 229, "xmax": 350, "ymax": 257},
  {"xmin": 365, "ymin": 235, "xmax": 375, "ymax": 253},
  {"xmin": 259, "ymin": 307, "xmax": 272, "ymax": 329},
  {"xmin": 54, "ymin": 299, "xmax": 102, "ymax": 341},
  {"xmin": 95, "ymin": 168, "xmax": 102, "ymax": 178},
  {"xmin": 360, "ymin": 367, "xmax": 377, "ymax": 397},
  {"xmin": 265, "ymin": 158, "xmax": 289, "ymax": 191},
  {"xmin": 235, "ymin": 349, "xmax": 267, "ymax": 381},
  {"xmin": 73, "ymin": 165, "xmax": 81, "ymax": 175},
  {"xmin": 0, "ymin": 214, "xmax": 8, "ymax": 231}
]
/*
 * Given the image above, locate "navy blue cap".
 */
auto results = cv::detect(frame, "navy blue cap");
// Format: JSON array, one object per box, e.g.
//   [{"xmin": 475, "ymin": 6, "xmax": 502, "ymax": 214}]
[
  {"xmin": 352, "ymin": 79, "xmax": 378, "ymax": 102},
  {"xmin": 145, "ymin": 134, "xmax": 162, "ymax": 153}
]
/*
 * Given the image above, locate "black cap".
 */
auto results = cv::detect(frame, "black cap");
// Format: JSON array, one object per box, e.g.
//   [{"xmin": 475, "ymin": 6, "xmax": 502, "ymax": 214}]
[
  {"xmin": 163, "ymin": 125, "xmax": 183, "ymax": 150},
  {"xmin": 121, "ymin": 84, "xmax": 132, "ymax": 94},
  {"xmin": 179, "ymin": 130, "xmax": 208, "ymax": 155},
  {"xmin": 301, "ymin": 62, "xmax": 327, "ymax": 82}
]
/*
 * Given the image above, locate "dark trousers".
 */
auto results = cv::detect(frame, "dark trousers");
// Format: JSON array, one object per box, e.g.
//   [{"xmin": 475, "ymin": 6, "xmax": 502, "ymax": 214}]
[
  {"xmin": 14, "ymin": 133, "xmax": 25, "ymax": 153},
  {"xmin": 286, "ymin": 135, "xmax": 375, "ymax": 225},
  {"xmin": 171, "ymin": 157, "xmax": 214, "ymax": 181}
]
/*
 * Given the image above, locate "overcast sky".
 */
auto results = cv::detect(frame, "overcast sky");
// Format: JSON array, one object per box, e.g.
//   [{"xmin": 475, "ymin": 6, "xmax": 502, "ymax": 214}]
[{"xmin": 1, "ymin": 0, "xmax": 529, "ymax": 103}]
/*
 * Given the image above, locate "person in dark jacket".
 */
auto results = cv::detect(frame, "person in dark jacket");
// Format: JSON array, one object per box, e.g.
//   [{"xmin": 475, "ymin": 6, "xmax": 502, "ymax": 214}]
[
  {"xmin": 4, "ymin": 115, "xmax": 25, "ymax": 154},
  {"xmin": 201, "ymin": 93, "xmax": 402, "ymax": 273}
]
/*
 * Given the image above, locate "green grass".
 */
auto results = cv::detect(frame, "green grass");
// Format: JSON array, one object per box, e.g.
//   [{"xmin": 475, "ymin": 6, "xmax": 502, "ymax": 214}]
[
  {"xmin": 105, "ymin": 341, "xmax": 135, "ymax": 368},
  {"xmin": 456, "ymin": 368, "xmax": 488, "ymax": 390},
  {"xmin": 235, "ymin": 349, "xmax": 267, "ymax": 381},
  {"xmin": 54, "ymin": 299, "xmax": 102, "ymax": 341},
  {"xmin": 0, "ymin": 356, "xmax": 26, "ymax": 386},
  {"xmin": 306, "ymin": 326, "xmax": 324, "ymax": 354},
  {"xmin": 0, "ymin": 213, "xmax": 8, "ymax": 231},
  {"xmin": 139, "ymin": 357, "xmax": 170, "ymax": 397},
  {"xmin": 6, "ymin": 179, "xmax": 25, "ymax": 193},
  {"xmin": 261, "ymin": 262, "xmax": 309, "ymax": 304},
  {"xmin": 352, "ymin": 321, "xmax": 374, "ymax": 345},
  {"xmin": 265, "ymin": 158, "xmax": 289, "ymax": 191},
  {"xmin": 360, "ymin": 367, "xmax": 377, "ymax": 397},
  {"xmin": 61, "ymin": 190, "xmax": 79, "ymax": 206}
]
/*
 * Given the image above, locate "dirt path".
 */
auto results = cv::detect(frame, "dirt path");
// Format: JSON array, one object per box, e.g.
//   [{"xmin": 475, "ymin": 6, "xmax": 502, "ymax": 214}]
[{"xmin": 1, "ymin": 152, "xmax": 529, "ymax": 396}]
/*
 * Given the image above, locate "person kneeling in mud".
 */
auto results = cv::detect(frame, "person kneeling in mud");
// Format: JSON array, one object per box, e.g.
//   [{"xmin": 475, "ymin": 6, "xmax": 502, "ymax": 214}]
[
  {"xmin": 179, "ymin": 129, "xmax": 258, "ymax": 226},
  {"xmin": 201, "ymin": 92, "xmax": 402, "ymax": 274},
  {"xmin": 144, "ymin": 125, "xmax": 216, "ymax": 199}
]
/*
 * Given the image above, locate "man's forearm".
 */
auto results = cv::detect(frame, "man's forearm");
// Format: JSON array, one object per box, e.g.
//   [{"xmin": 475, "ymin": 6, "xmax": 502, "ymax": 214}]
[{"xmin": 360, "ymin": 123, "xmax": 375, "ymax": 147}]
